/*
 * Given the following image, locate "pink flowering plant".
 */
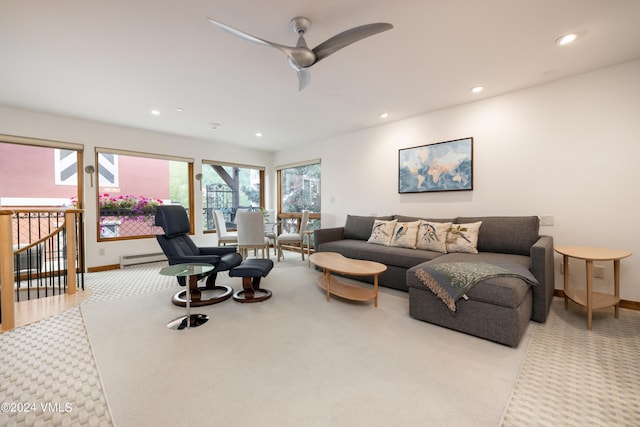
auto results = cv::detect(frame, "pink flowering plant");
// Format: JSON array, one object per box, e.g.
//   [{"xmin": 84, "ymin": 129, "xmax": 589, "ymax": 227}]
[
  {"xmin": 99, "ymin": 193, "xmax": 163, "ymax": 218},
  {"xmin": 97, "ymin": 194, "xmax": 164, "ymax": 239}
]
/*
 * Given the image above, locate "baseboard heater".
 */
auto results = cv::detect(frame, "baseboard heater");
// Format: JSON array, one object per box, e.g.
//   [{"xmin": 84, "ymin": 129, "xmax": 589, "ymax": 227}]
[{"xmin": 120, "ymin": 252, "xmax": 167, "ymax": 268}]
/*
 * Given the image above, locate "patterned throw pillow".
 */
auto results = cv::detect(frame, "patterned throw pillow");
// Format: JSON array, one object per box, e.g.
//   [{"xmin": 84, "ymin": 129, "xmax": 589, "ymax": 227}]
[
  {"xmin": 367, "ymin": 219, "xmax": 397, "ymax": 246},
  {"xmin": 390, "ymin": 221, "xmax": 420, "ymax": 249},
  {"xmin": 446, "ymin": 221, "xmax": 483, "ymax": 254},
  {"xmin": 416, "ymin": 221, "xmax": 452, "ymax": 253}
]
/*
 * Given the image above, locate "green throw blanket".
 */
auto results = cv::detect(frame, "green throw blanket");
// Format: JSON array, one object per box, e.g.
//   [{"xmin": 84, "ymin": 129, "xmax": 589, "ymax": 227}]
[{"xmin": 415, "ymin": 262, "xmax": 538, "ymax": 313}]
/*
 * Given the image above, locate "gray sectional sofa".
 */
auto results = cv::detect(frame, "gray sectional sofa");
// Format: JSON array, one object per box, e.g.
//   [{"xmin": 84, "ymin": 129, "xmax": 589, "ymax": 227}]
[{"xmin": 314, "ymin": 215, "xmax": 555, "ymax": 347}]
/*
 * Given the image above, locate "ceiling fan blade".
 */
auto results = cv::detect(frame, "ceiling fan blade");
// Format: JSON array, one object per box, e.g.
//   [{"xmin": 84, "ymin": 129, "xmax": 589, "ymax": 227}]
[
  {"xmin": 207, "ymin": 17, "xmax": 316, "ymax": 68},
  {"xmin": 312, "ymin": 23, "xmax": 393, "ymax": 63},
  {"xmin": 207, "ymin": 17, "xmax": 278, "ymax": 49},
  {"xmin": 297, "ymin": 69, "xmax": 311, "ymax": 91}
]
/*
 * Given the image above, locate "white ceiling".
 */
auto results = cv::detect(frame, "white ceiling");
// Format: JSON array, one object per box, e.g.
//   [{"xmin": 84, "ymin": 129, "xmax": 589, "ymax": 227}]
[{"xmin": 1, "ymin": 1, "xmax": 640, "ymax": 151}]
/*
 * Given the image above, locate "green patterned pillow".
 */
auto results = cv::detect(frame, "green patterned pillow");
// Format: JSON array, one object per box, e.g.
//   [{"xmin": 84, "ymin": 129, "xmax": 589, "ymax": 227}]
[
  {"xmin": 390, "ymin": 221, "xmax": 420, "ymax": 249},
  {"xmin": 367, "ymin": 219, "xmax": 397, "ymax": 246},
  {"xmin": 446, "ymin": 221, "xmax": 482, "ymax": 254},
  {"xmin": 416, "ymin": 221, "xmax": 452, "ymax": 253}
]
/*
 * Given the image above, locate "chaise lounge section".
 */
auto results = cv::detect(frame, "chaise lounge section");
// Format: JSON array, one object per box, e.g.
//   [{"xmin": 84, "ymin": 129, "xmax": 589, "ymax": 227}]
[{"xmin": 314, "ymin": 215, "xmax": 554, "ymax": 347}]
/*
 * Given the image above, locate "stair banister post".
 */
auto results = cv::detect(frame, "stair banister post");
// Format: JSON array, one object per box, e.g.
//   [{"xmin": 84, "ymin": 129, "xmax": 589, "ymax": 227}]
[
  {"xmin": 0, "ymin": 210, "xmax": 15, "ymax": 330},
  {"xmin": 65, "ymin": 210, "xmax": 77, "ymax": 295}
]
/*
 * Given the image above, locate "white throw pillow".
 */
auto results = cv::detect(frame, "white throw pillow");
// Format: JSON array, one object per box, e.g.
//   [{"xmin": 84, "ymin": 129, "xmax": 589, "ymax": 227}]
[
  {"xmin": 367, "ymin": 219, "xmax": 397, "ymax": 246},
  {"xmin": 416, "ymin": 221, "xmax": 452, "ymax": 253},
  {"xmin": 446, "ymin": 221, "xmax": 482, "ymax": 254},
  {"xmin": 390, "ymin": 221, "xmax": 420, "ymax": 249}
]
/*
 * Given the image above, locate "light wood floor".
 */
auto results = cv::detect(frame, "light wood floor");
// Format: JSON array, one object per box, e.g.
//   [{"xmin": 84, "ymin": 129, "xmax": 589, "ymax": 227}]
[{"xmin": 0, "ymin": 290, "xmax": 91, "ymax": 332}]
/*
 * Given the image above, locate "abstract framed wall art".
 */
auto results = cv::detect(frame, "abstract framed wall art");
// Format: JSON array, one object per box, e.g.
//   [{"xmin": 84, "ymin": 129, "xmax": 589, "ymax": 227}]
[{"xmin": 398, "ymin": 137, "xmax": 473, "ymax": 193}]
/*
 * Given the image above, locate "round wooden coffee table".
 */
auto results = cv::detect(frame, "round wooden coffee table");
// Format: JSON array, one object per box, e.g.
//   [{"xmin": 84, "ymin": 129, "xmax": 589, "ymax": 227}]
[{"xmin": 309, "ymin": 252, "xmax": 387, "ymax": 307}]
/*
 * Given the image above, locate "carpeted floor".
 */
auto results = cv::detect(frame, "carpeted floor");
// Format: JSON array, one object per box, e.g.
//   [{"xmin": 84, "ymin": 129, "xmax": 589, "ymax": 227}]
[
  {"xmin": 501, "ymin": 300, "xmax": 640, "ymax": 426},
  {"xmin": 1, "ymin": 259, "xmax": 639, "ymax": 426},
  {"xmin": 81, "ymin": 261, "xmax": 532, "ymax": 427},
  {"xmin": 0, "ymin": 306, "xmax": 112, "ymax": 427}
]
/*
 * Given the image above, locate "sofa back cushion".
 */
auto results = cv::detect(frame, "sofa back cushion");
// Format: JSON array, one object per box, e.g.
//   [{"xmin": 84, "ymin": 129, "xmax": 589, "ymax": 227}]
[
  {"xmin": 390, "ymin": 220, "xmax": 420, "ymax": 249},
  {"xmin": 344, "ymin": 215, "xmax": 394, "ymax": 240},
  {"xmin": 416, "ymin": 221, "xmax": 452, "ymax": 253},
  {"xmin": 446, "ymin": 221, "xmax": 482, "ymax": 254},
  {"xmin": 455, "ymin": 216, "xmax": 539, "ymax": 255},
  {"xmin": 367, "ymin": 219, "xmax": 398, "ymax": 246},
  {"xmin": 395, "ymin": 215, "xmax": 454, "ymax": 223}
]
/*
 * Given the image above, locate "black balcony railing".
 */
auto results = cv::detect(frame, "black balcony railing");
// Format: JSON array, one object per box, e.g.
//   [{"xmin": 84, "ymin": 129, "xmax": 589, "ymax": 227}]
[{"xmin": 1, "ymin": 209, "xmax": 85, "ymax": 330}]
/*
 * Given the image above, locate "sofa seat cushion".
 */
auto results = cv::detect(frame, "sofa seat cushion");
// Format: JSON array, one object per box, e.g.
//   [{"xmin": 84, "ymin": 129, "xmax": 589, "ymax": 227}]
[
  {"xmin": 317, "ymin": 239, "xmax": 442, "ymax": 269},
  {"xmin": 407, "ymin": 252, "xmax": 532, "ymax": 309}
]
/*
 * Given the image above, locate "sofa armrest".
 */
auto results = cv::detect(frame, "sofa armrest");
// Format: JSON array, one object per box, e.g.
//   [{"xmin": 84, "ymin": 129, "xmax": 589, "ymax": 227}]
[
  {"xmin": 314, "ymin": 227, "xmax": 345, "ymax": 250},
  {"xmin": 530, "ymin": 235, "xmax": 555, "ymax": 322}
]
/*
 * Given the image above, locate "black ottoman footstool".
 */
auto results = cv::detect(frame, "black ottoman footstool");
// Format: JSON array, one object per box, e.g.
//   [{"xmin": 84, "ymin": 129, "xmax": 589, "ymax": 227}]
[{"xmin": 229, "ymin": 258, "xmax": 274, "ymax": 303}]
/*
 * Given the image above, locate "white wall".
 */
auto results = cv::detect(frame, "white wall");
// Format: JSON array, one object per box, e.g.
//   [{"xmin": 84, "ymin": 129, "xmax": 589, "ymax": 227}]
[
  {"xmin": 0, "ymin": 106, "xmax": 274, "ymax": 268},
  {"xmin": 274, "ymin": 59, "xmax": 640, "ymax": 301},
  {"xmin": 2, "ymin": 60, "xmax": 639, "ymax": 301}
]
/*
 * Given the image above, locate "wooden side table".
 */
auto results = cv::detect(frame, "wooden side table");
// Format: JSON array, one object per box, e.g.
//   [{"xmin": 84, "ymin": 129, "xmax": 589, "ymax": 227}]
[{"xmin": 554, "ymin": 246, "xmax": 632, "ymax": 330}]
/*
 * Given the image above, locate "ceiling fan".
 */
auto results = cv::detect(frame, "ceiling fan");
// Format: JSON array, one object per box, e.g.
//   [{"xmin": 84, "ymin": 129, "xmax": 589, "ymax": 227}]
[{"xmin": 207, "ymin": 16, "xmax": 393, "ymax": 91}]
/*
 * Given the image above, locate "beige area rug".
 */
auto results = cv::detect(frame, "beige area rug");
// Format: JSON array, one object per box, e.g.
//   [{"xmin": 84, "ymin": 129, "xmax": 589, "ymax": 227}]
[
  {"xmin": 81, "ymin": 261, "xmax": 533, "ymax": 427},
  {"xmin": 502, "ymin": 299, "xmax": 640, "ymax": 426}
]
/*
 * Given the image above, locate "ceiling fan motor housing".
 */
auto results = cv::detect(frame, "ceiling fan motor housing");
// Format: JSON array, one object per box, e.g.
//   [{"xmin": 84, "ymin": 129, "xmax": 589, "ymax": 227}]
[{"xmin": 290, "ymin": 16, "xmax": 311, "ymax": 35}]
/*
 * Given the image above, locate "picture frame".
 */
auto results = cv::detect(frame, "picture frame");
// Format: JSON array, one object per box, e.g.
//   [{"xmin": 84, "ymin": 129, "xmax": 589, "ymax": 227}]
[{"xmin": 398, "ymin": 137, "xmax": 473, "ymax": 193}]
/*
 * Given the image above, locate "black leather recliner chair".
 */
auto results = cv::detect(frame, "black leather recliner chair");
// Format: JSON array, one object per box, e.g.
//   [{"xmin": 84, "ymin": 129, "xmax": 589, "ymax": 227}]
[{"xmin": 155, "ymin": 205, "xmax": 242, "ymax": 306}]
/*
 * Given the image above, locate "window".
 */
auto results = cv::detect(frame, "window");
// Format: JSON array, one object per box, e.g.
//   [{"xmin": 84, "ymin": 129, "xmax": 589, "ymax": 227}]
[
  {"xmin": 278, "ymin": 161, "xmax": 321, "ymax": 213},
  {"xmin": 201, "ymin": 161, "xmax": 265, "ymax": 232},
  {"xmin": 0, "ymin": 137, "xmax": 82, "ymax": 208},
  {"xmin": 277, "ymin": 160, "xmax": 321, "ymax": 235},
  {"xmin": 95, "ymin": 148, "xmax": 193, "ymax": 240},
  {"xmin": 0, "ymin": 136, "xmax": 85, "ymax": 280}
]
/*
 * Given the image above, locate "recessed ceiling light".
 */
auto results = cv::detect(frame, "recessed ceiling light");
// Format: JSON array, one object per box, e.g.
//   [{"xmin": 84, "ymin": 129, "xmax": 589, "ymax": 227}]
[
  {"xmin": 255, "ymin": 132, "xmax": 263, "ymax": 137},
  {"xmin": 471, "ymin": 86, "xmax": 484, "ymax": 93},
  {"xmin": 555, "ymin": 33, "xmax": 577, "ymax": 46},
  {"xmin": 210, "ymin": 122, "xmax": 221, "ymax": 130},
  {"xmin": 380, "ymin": 112, "xmax": 389, "ymax": 119},
  {"xmin": 176, "ymin": 108, "xmax": 184, "ymax": 112},
  {"xmin": 150, "ymin": 109, "xmax": 161, "ymax": 115}
]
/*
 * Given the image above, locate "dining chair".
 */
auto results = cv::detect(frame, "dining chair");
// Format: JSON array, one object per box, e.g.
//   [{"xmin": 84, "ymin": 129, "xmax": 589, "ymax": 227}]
[
  {"xmin": 276, "ymin": 209, "xmax": 310, "ymax": 261},
  {"xmin": 236, "ymin": 211, "xmax": 270, "ymax": 259},
  {"xmin": 263, "ymin": 209, "xmax": 278, "ymax": 250},
  {"xmin": 213, "ymin": 209, "xmax": 238, "ymax": 246}
]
